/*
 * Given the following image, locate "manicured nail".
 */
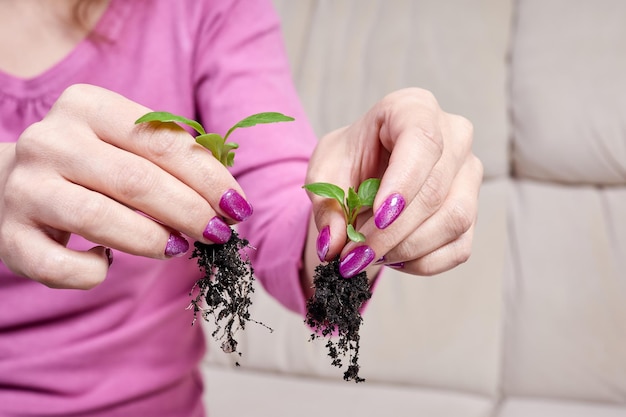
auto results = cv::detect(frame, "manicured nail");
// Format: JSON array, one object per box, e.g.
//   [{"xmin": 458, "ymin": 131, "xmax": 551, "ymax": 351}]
[
  {"xmin": 387, "ymin": 262, "xmax": 405, "ymax": 269},
  {"xmin": 165, "ymin": 233, "xmax": 189, "ymax": 257},
  {"xmin": 219, "ymin": 189, "xmax": 253, "ymax": 221},
  {"xmin": 374, "ymin": 193, "xmax": 406, "ymax": 229},
  {"xmin": 203, "ymin": 216, "xmax": 232, "ymax": 244},
  {"xmin": 339, "ymin": 245, "xmax": 376, "ymax": 278},
  {"xmin": 316, "ymin": 226, "xmax": 331, "ymax": 262},
  {"xmin": 374, "ymin": 256, "xmax": 386, "ymax": 265},
  {"xmin": 105, "ymin": 248, "xmax": 114, "ymax": 266}
]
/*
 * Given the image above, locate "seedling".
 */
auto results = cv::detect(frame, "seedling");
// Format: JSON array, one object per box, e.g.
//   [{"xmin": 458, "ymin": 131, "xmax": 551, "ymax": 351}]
[
  {"xmin": 302, "ymin": 178, "xmax": 381, "ymax": 382},
  {"xmin": 135, "ymin": 110, "xmax": 374, "ymax": 381},
  {"xmin": 303, "ymin": 178, "xmax": 380, "ymax": 243},
  {"xmin": 135, "ymin": 111, "xmax": 294, "ymax": 167},
  {"xmin": 135, "ymin": 110, "xmax": 293, "ymax": 363}
]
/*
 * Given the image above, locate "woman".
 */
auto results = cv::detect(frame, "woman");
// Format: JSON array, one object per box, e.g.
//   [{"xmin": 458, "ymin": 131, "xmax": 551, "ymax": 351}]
[{"xmin": 0, "ymin": 0, "xmax": 482, "ymax": 415}]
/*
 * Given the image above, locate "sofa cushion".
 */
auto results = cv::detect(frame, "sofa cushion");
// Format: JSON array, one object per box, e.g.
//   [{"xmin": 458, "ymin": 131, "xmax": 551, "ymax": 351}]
[
  {"xmin": 504, "ymin": 181, "xmax": 626, "ymax": 402},
  {"xmin": 201, "ymin": 1, "xmax": 626, "ymax": 415},
  {"xmin": 510, "ymin": 0, "xmax": 626, "ymax": 185},
  {"xmin": 203, "ymin": 181, "xmax": 508, "ymax": 398},
  {"xmin": 498, "ymin": 398, "xmax": 626, "ymax": 417},
  {"xmin": 203, "ymin": 365, "xmax": 494, "ymax": 417},
  {"xmin": 272, "ymin": 0, "xmax": 513, "ymax": 180}
]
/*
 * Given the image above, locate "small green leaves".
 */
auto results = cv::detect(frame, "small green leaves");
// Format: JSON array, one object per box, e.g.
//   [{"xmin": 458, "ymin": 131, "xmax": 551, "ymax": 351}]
[
  {"xmin": 357, "ymin": 178, "xmax": 380, "ymax": 207},
  {"xmin": 347, "ymin": 224, "xmax": 365, "ymax": 243},
  {"xmin": 195, "ymin": 133, "xmax": 240, "ymax": 167},
  {"xmin": 224, "ymin": 112, "xmax": 295, "ymax": 141},
  {"xmin": 135, "ymin": 111, "xmax": 206, "ymax": 135},
  {"xmin": 346, "ymin": 187, "xmax": 360, "ymax": 220},
  {"xmin": 303, "ymin": 178, "xmax": 381, "ymax": 243},
  {"xmin": 135, "ymin": 111, "xmax": 294, "ymax": 167},
  {"xmin": 302, "ymin": 183, "xmax": 345, "ymax": 208},
  {"xmin": 195, "ymin": 133, "xmax": 223, "ymax": 157}
]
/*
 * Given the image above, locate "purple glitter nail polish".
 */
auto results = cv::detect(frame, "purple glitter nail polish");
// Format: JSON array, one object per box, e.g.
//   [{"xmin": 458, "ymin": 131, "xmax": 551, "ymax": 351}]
[
  {"xmin": 203, "ymin": 216, "xmax": 232, "ymax": 244},
  {"xmin": 164, "ymin": 233, "xmax": 189, "ymax": 257},
  {"xmin": 219, "ymin": 189, "xmax": 253, "ymax": 222},
  {"xmin": 316, "ymin": 226, "xmax": 331, "ymax": 262},
  {"xmin": 374, "ymin": 193, "xmax": 406, "ymax": 229},
  {"xmin": 339, "ymin": 245, "xmax": 376, "ymax": 278},
  {"xmin": 386, "ymin": 262, "xmax": 405, "ymax": 269}
]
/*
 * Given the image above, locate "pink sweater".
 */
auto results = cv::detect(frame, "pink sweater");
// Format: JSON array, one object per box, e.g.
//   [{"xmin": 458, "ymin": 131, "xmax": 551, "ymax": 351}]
[{"xmin": 0, "ymin": 0, "xmax": 316, "ymax": 415}]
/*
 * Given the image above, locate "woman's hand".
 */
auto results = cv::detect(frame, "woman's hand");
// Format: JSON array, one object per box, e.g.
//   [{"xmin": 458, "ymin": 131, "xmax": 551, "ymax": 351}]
[
  {"xmin": 304, "ymin": 88, "xmax": 482, "ymax": 281},
  {"xmin": 0, "ymin": 84, "xmax": 251, "ymax": 289}
]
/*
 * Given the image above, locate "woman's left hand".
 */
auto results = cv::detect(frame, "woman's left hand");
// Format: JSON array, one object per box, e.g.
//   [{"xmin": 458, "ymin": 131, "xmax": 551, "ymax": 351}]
[{"xmin": 305, "ymin": 88, "xmax": 483, "ymax": 279}]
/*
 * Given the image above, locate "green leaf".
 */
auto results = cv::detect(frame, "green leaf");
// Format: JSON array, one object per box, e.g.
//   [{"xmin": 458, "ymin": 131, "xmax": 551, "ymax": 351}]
[
  {"xmin": 224, "ymin": 142, "xmax": 239, "ymax": 151},
  {"xmin": 135, "ymin": 110, "xmax": 293, "ymax": 170},
  {"xmin": 225, "ymin": 152, "xmax": 236, "ymax": 167},
  {"xmin": 222, "ymin": 143, "xmax": 239, "ymax": 167},
  {"xmin": 357, "ymin": 178, "xmax": 381, "ymax": 207},
  {"xmin": 302, "ymin": 183, "xmax": 346, "ymax": 210},
  {"xmin": 224, "ymin": 112, "xmax": 294, "ymax": 140},
  {"xmin": 195, "ymin": 133, "xmax": 224, "ymax": 160},
  {"xmin": 346, "ymin": 187, "xmax": 361, "ymax": 213},
  {"xmin": 135, "ymin": 111, "xmax": 206, "ymax": 135},
  {"xmin": 347, "ymin": 224, "xmax": 366, "ymax": 243}
]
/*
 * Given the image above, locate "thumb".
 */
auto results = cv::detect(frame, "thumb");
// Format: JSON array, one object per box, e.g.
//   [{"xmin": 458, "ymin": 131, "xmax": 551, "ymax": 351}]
[
  {"xmin": 307, "ymin": 193, "xmax": 347, "ymax": 262},
  {"xmin": 48, "ymin": 245, "xmax": 113, "ymax": 289}
]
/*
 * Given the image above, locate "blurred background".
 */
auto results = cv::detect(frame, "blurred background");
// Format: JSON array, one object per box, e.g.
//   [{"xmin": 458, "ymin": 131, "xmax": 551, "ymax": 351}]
[{"xmin": 202, "ymin": 1, "xmax": 626, "ymax": 416}]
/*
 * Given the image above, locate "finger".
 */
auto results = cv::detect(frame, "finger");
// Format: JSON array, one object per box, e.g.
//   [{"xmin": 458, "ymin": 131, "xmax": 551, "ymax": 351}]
[
  {"xmin": 372, "ymin": 90, "xmax": 445, "ymax": 229},
  {"xmin": 338, "ymin": 142, "xmax": 478, "ymax": 279},
  {"xmin": 374, "ymin": 97, "xmax": 473, "ymax": 232},
  {"xmin": 304, "ymin": 127, "xmax": 353, "ymax": 261},
  {"xmin": 51, "ymin": 84, "xmax": 252, "ymax": 224},
  {"xmin": 306, "ymin": 191, "xmax": 348, "ymax": 262},
  {"xmin": 32, "ymin": 178, "xmax": 189, "ymax": 259},
  {"xmin": 337, "ymin": 118, "xmax": 473, "ymax": 278},
  {"xmin": 386, "ymin": 221, "xmax": 474, "ymax": 276},
  {"xmin": 128, "ymin": 120, "xmax": 253, "ymax": 224},
  {"xmin": 380, "ymin": 153, "xmax": 483, "ymax": 266},
  {"xmin": 1, "ymin": 225, "xmax": 113, "ymax": 289},
  {"xmin": 391, "ymin": 223, "xmax": 476, "ymax": 276},
  {"xmin": 54, "ymin": 131, "xmax": 230, "ymax": 245}
]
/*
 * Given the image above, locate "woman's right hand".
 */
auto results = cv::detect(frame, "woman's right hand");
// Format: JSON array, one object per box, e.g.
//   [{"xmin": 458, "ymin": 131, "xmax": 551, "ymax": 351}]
[{"xmin": 0, "ymin": 84, "xmax": 251, "ymax": 289}]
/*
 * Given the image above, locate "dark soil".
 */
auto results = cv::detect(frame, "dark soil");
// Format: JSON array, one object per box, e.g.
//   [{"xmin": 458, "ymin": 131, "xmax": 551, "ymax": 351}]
[
  {"xmin": 305, "ymin": 258, "xmax": 372, "ymax": 382},
  {"xmin": 188, "ymin": 230, "xmax": 271, "ymax": 365}
]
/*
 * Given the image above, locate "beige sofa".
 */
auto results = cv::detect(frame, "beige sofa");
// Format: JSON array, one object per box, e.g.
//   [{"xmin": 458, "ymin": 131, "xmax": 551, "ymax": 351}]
[{"xmin": 202, "ymin": 1, "xmax": 626, "ymax": 416}]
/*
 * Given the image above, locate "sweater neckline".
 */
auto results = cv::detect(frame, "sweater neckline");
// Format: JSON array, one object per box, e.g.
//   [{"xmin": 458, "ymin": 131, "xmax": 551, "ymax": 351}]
[{"xmin": 0, "ymin": 0, "xmax": 132, "ymax": 100}]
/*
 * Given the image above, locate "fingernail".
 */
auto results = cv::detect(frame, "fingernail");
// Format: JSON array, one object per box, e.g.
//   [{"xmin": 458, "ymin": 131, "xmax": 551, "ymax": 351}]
[
  {"xmin": 203, "ymin": 216, "xmax": 232, "ymax": 244},
  {"xmin": 374, "ymin": 256, "xmax": 386, "ymax": 265},
  {"xmin": 165, "ymin": 233, "xmax": 189, "ymax": 257},
  {"xmin": 219, "ymin": 189, "xmax": 253, "ymax": 221},
  {"xmin": 316, "ymin": 226, "xmax": 331, "ymax": 262},
  {"xmin": 105, "ymin": 248, "xmax": 114, "ymax": 266},
  {"xmin": 374, "ymin": 193, "xmax": 406, "ymax": 229},
  {"xmin": 339, "ymin": 245, "xmax": 376, "ymax": 278},
  {"xmin": 387, "ymin": 262, "xmax": 405, "ymax": 269}
]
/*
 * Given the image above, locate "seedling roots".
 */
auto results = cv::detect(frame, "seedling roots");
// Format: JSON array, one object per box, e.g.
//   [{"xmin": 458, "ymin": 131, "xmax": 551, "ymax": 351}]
[
  {"xmin": 305, "ymin": 258, "xmax": 371, "ymax": 382},
  {"xmin": 189, "ymin": 230, "xmax": 271, "ymax": 365}
]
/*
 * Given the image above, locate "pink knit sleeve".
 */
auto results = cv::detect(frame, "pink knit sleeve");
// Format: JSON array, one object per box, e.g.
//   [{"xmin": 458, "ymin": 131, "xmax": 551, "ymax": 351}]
[{"xmin": 192, "ymin": 0, "xmax": 317, "ymax": 315}]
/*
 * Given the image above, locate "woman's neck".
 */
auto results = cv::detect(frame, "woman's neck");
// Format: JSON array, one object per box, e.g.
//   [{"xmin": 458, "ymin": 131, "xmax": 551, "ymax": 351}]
[{"xmin": 0, "ymin": 0, "xmax": 109, "ymax": 78}]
